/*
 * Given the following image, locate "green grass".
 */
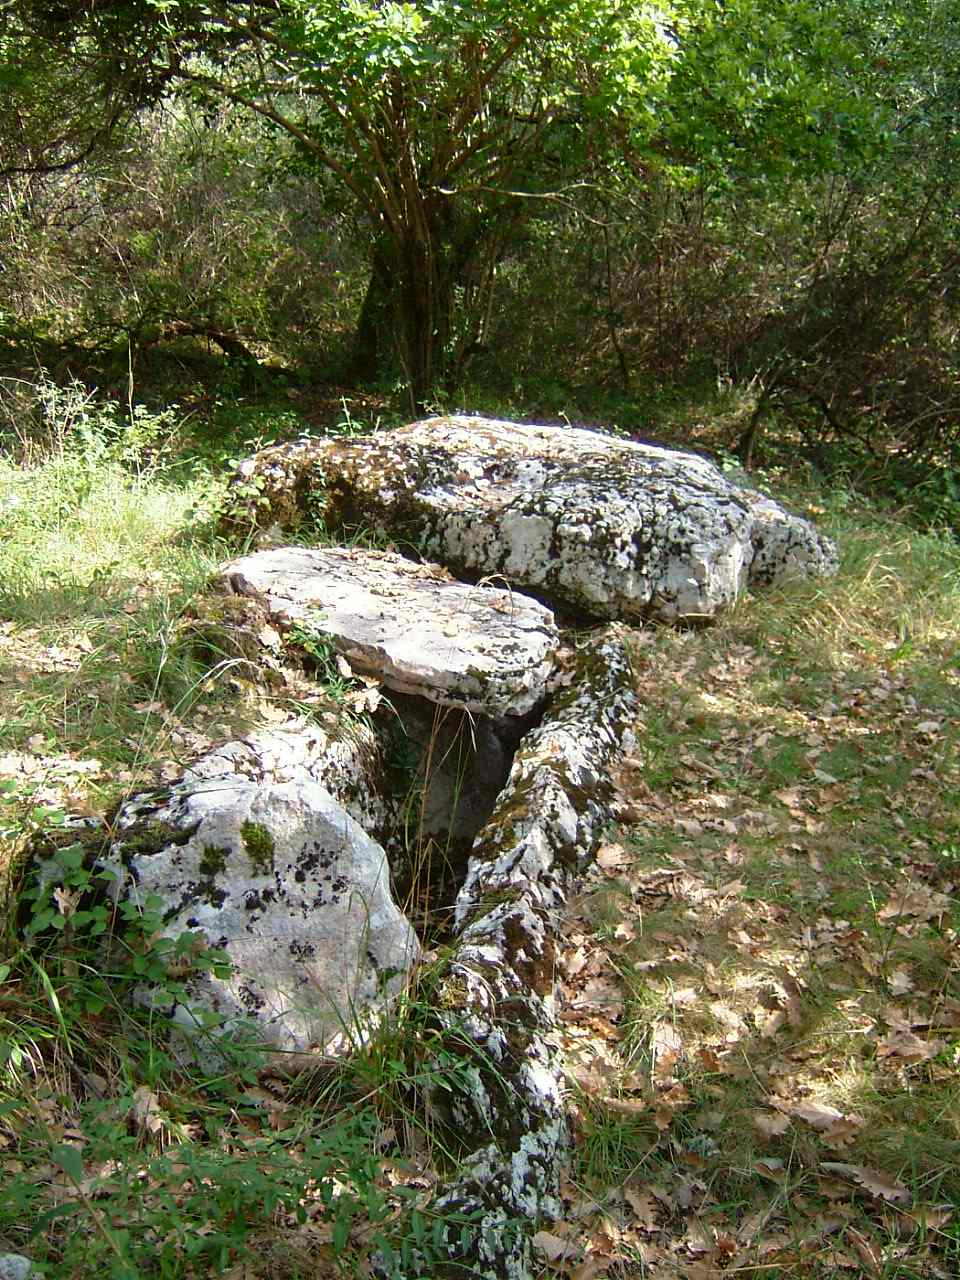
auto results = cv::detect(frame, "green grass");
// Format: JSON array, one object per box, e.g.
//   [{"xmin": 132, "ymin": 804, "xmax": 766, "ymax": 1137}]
[{"xmin": 555, "ymin": 486, "xmax": 960, "ymax": 1275}]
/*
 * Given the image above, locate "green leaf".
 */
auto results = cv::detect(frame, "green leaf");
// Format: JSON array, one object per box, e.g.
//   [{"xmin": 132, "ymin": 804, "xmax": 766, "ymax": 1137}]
[
  {"xmin": 52, "ymin": 1143, "xmax": 85, "ymax": 1183},
  {"xmin": 28, "ymin": 907, "xmax": 55, "ymax": 934},
  {"xmin": 54, "ymin": 843, "xmax": 86, "ymax": 870}
]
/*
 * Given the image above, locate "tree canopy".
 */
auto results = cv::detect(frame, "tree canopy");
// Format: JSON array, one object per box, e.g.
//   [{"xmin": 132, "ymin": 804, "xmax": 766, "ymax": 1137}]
[{"xmin": 4, "ymin": 0, "xmax": 882, "ymax": 405}]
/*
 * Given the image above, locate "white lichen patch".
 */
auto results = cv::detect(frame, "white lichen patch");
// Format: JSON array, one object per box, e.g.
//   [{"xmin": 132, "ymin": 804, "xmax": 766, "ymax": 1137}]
[
  {"xmin": 183, "ymin": 719, "xmax": 395, "ymax": 841},
  {"xmin": 410, "ymin": 627, "xmax": 637, "ymax": 1278},
  {"xmin": 104, "ymin": 739, "xmax": 418, "ymax": 1065}
]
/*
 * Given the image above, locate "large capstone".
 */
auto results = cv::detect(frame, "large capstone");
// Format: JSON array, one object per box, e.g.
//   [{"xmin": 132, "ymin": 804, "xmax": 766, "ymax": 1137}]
[
  {"xmin": 103, "ymin": 732, "xmax": 419, "ymax": 1063},
  {"xmin": 220, "ymin": 417, "xmax": 836, "ymax": 623}
]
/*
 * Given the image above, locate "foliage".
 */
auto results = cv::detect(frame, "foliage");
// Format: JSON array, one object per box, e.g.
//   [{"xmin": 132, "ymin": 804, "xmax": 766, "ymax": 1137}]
[
  {"xmin": 8, "ymin": 0, "xmax": 884, "ymax": 408},
  {"xmin": 483, "ymin": 0, "xmax": 960, "ymax": 470},
  {"xmin": 0, "ymin": 105, "xmax": 355, "ymax": 374}
]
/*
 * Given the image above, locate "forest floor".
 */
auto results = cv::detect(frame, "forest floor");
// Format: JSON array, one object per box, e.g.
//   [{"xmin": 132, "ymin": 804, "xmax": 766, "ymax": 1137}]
[{"xmin": 0, "ymin": 380, "xmax": 958, "ymax": 1278}]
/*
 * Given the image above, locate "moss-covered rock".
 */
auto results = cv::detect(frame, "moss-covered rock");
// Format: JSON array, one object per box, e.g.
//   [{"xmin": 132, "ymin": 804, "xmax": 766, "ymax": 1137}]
[
  {"xmin": 412, "ymin": 626, "xmax": 637, "ymax": 1279},
  {"xmin": 97, "ymin": 727, "xmax": 418, "ymax": 1066}
]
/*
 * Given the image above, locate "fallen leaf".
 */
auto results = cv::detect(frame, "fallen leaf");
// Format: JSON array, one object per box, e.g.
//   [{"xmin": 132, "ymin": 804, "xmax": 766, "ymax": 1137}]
[
  {"xmin": 760, "ymin": 1009, "xmax": 786, "ymax": 1038},
  {"xmin": 821, "ymin": 1116, "xmax": 866, "ymax": 1149},
  {"xmin": 754, "ymin": 1111, "xmax": 791, "ymax": 1140},
  {"xmin": 888, "ymin": 968, "xmax": 914, "ymax": 996},
  {"xmin": 697, "ymin": 1047, "xmax": 726, "ymax": 1073},
  {"xmin": 599, "ymin": 1096, "xmax": 648, "ymax": 1117},
  {"xmin": 774, "ymin": 787, "xmax": 805, "ymax": 810},
  {"xmin": 790, "ymin": 1101, "xmax": 845, "ymax": 1131},
  {"xmin": 714, "ymin": 1232, "xmax": 738, "ymax": 1263},
  {"xmin": 651, "ymin": 1021, "xmax": 683, "ymax": 1077},
  {"xmin": 569, "ymin": 1260, "xmax": 610, "ymax": 1280},
  {"xmin": 596, "ymin": 842, "xmax": 631, "ymax": 871},
  {"xmin": 821, "ymin": 1163, "xmax": 910, "ymax": 1205},
  {"xmin": 878, "ymin": 887, "xmax": 951, "ymax": 922},
  {"xmin": 877, "ymin": 1029, "xmax": 944, "ymax": 1064},
  {"xmin": 623, "ymin": 1185, "xmax": 659, "ymax": 1230},
  {"xmin": 674, "ymin": 817, "xmax": 703, "ymax": 836},
  {"xmin": 901, "ymin": 1203, "xmax": 954, "ymax": 1231},
  {"xmin": 846, "ymin": 1226, "xmax": 881, "ymax": 1277},
  {"xmin": 129, "ymin": 1085, "xmax": 165, "ymax": 1136},
  {"xmin": 533, "ymin": 1229, "xmax": 583, "ymax": 1268}
]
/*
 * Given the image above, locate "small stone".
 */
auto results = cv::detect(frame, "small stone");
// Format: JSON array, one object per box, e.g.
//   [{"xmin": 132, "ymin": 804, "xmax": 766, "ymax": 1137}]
[{"xmin": 0, "ymin": 1255, "xmax": 39, "ymax": 1280}]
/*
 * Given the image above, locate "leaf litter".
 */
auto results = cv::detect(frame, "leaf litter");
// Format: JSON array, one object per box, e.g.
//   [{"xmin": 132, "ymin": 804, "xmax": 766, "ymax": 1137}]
[{"xmin": 552, "ymin": 617, "xmax": 960, "ymax": 1278}]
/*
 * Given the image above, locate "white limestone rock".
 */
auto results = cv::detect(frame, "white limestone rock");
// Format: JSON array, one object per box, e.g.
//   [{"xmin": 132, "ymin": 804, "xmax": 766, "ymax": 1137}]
[
  {"xmin": 105, "ymin": 747, "xmax": 418, "ymax": 1064},
  {"xmin": 414, "ymin": 627, "xmax": 638, "ymax": 1279},
  {"xmin": 219, "ymin": 545, "xmax": 561, "ymax": 717},
  {"xmin": 182, "ymin": 719, "xmax": 396, "ymax": 845},
  {"xmin": 220, "ymin": 417, "xmax": 837, "ymax": 623},
  {"xmin": 0, "ymin": 1256, "xmax": 39, "ymax": 1280}
]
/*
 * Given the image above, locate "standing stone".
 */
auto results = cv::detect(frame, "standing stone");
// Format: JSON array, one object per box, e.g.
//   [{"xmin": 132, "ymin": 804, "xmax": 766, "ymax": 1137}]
[
  {"xmin": 104, "ymin": 742, "xmax": 419, "ymax": 1065},
  {"xmin": 412, "ymin": 625, "xmax": 638, "ymax": 1280}
]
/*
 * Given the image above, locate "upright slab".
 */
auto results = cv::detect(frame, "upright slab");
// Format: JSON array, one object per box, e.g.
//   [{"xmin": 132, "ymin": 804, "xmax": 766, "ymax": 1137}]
[
  {"xmin": 221, "ymin": 417, "xmax": 837, "ymax": 623},
  {"xmin": 220, "ymin": 545, "xmax": 561, "ymax": 717},
  {"xmin": 104, "ymin": 733, "xmax": 419, "ymax": 1064}
]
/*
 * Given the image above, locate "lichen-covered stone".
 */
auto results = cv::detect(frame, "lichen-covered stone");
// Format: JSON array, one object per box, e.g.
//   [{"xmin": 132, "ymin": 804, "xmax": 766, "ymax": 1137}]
[
  {"xmin": 219, "ymin": 417, "xmax": 836, "ymax": 623},
  {"xmin": 412, "ymin": 626, "xmax": 637, "ymax": 1279},
  {"xmin": 219, "ymin": 545, "xmax": 561, "ymax": 717},
  {"xmin": 104, "ymin": 730, "xmax": 418, "ymax": 1063},
  {"xmin": 181, "ymin": 720, "xmax": 395, "ymax": 844}
]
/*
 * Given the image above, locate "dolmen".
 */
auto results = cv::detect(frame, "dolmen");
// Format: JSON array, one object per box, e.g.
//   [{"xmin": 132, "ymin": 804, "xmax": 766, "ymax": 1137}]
[
  {"xmin": 34, "ymin": 417, "xmax": 835, "ymax": 1279},
  {"xmin": 221, "ymin": 416, "xmax": 836, "ymax": 622}
]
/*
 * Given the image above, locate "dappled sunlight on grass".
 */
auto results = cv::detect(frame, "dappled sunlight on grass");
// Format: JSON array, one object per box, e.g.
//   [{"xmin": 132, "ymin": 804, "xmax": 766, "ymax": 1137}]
[
  {"xmin": 2, "ymin": 411, "xmax": 959, "ymax": 1277},
  {"xmin": 553, "ymin": 504, "xmax": 960, "ymax": 1277}
]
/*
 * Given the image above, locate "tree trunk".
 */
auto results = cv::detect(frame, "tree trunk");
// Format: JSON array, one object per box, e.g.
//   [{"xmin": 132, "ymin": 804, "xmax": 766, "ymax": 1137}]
[
  {"xmin": 346, "ymin": 251, "xmax": 392, "ymax": 384},
  {"xmin": 393, "ymin": 233, "xmax": 457, "ymax": 414},
  {"xmin": 353, "ymin": 206, "xmax": 479, "ymax": 411}
]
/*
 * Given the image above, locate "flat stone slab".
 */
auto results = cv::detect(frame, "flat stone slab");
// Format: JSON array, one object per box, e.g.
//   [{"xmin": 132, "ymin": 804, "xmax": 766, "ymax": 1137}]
[
  {"xmin": 220, "ymin": 417, "xmax": 837, "ymax": 623},
  {"xmin": 219, "ymin": 545, "xmax": 561, "ymax": 717}
]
